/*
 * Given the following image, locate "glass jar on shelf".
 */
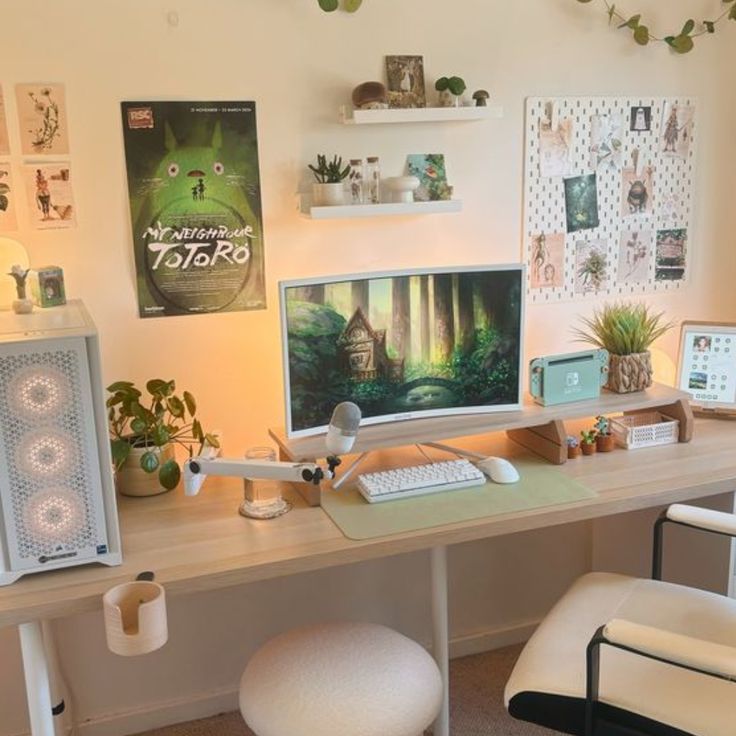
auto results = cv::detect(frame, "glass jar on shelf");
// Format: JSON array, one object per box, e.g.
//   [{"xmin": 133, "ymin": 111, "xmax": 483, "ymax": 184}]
[
  {"xmin": 365, "ymin": 156, "xmax": 381, "ymax": 204},
  {"xmin": 348, "ymin": 159, "xmax": 364, "ymax": 205}
]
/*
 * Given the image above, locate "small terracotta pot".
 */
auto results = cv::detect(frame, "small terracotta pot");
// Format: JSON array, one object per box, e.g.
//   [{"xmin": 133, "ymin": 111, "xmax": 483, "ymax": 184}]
[
  {"xmin": 581, "ymin": 442, "xmax": 597, "ymax": 456},
  {"xmin": 596, "ymin": 434, "xmax": 615, "ymax": 453},
  {"xmin": 567, "ymin": 445, "xmax": 582, "ymax": 459}
]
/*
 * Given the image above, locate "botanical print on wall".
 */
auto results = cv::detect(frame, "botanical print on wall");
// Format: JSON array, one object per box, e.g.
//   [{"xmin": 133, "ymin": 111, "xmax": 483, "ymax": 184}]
[
  {"xmin": 617, "ymin": 230, "xmax": 653, "ymax": 284},
  {"xmin": 15, "ymin": 83, "xmax": 70, "ymax": 156},
  {"xmin": 385, "ymin": 56, "xmax": 426, "ymax": 109},
  {"xmin": 575, "ymin": 239, "xmax": 608, "ymax": 295},
  {"xmin": 0, "ymin": 87, "xmax": 10, "ymax": 156},
  {"xmin": 564, "ymin": 173, "xmax": 599, "ymax": 233},
  {"xmin": 660, "ymin": 102, "xmax": 694, "ymax": 160},
  {"xmin": 530, "ymin": 232, "xmax": 565, "ymax": 289},
  {"xmin": 621, "ymin": 165, "xmax": 654, "ymax": 217},
  {"xmin": 590, "ymin": 114, "xmax": 623, "ymax": 171},
  {"xmin": 656, "ymin": 229, "xmax": 687, "ymax": 281},
  {"xmin": 24, "ymin": 164, "xmax": 76, "ymax": 229},
  {"xmin": 539, "ymin": 111, "xmax": 573, "ymax": 178},
  {"xmin": 0, "ymin": 166, "xmax": 18, "ymax": 232}
]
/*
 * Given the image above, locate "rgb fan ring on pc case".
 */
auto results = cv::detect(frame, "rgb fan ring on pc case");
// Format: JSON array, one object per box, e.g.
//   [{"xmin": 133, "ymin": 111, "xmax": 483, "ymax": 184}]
[
  {"xmin": 8, "ymin": 364, "xmax": 71, "ymax": 419},
  {"xmin": 15, "ymin": 430, "xmax": 77, "ymax": 480},
  {"xmin": 23, "ymin": 488, "xmax": 85, "ymax": 545}
]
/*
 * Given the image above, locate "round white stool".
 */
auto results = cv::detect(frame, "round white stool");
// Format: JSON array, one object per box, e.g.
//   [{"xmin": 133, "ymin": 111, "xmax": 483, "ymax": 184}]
[{"xmin": 239, "ymin": 621, "xmax": 443, "ymax": 736}]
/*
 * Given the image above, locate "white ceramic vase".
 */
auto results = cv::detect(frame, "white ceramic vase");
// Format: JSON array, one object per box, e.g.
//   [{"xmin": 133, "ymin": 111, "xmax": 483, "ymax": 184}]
[
  {"xmin": 385, "ymin": 176, "xmax": 421, "ymax": 203},
  {"xmin": 116, "ymin": 443, "xmax": 176, "ymax": 497},
  {"xmin": 312, "ymin": 182, "xmax": 345, "ymax": 207},
  {"xmin": 12, "ymin": 298, "xmax": 33, "ymax": 314}
]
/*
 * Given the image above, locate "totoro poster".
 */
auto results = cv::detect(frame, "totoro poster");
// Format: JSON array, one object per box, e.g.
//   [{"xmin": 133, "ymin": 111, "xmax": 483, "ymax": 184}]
[{"xmin": 120, "ymin": 101, "xmax": 266, "ymax": 318}]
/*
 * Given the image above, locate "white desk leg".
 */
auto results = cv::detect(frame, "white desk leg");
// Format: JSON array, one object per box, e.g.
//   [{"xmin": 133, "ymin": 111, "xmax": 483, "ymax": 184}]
[
  {"xmin": 19, "ymin": 621, "xmax": 55, "ymax": 736},
  {"xmin": 431, "ymin": 546, "xmax": 450, "ymax": 736}
]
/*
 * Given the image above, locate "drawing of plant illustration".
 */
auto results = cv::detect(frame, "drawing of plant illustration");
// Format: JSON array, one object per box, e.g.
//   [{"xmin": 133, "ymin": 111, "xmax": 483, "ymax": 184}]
[{"xmin": 27, "ymin": 88, "xmax": 60, "ymax": 152}]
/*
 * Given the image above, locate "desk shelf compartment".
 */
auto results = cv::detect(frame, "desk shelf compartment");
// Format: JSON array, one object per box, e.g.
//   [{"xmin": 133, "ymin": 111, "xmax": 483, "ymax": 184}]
[
  {"xmin": 339, "ymin": 106, "xmax": 503, "ymax": 125},
  {"xmin": 270, "ymin": 383, "xmax": 695, "ymax": 506}
]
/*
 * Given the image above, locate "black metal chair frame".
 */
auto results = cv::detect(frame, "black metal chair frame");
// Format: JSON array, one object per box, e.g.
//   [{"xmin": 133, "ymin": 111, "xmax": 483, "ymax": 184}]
[{"xmin": 584, "ymin": 511, "xmax": 736, "ymax": 736}]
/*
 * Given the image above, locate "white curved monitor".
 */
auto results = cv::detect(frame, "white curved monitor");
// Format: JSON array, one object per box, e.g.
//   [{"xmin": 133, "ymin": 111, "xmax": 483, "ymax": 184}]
[{"xmin": 279, "ymin": 264, "xmax": 525, "ymax": 438}]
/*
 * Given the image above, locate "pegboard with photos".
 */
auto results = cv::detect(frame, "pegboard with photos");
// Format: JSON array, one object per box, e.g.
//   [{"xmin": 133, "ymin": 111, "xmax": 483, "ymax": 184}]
[{"xmin": 523, "ymin": 96, "xmax": 696, "ymax": 304}]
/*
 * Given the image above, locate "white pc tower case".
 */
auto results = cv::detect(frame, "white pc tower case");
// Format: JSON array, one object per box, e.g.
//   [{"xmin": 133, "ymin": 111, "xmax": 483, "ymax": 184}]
[{"xmin": 0, "ymin": 301, "xmax": 121, "ymax": 585}]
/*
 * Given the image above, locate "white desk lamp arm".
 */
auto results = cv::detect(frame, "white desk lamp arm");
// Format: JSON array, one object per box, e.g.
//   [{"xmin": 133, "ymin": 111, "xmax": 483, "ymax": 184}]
[{"xmin": 183, "ymin": 456, "xmax": 336, "ymax": 496}]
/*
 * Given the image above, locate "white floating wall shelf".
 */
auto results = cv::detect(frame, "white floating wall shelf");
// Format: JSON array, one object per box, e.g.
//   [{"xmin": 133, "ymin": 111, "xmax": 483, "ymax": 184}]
[
  {"xmin": 339, "ymin": 106, "xmax": 503, "ymax": 125},
  {"xmin": 299, "ymin": 196, "xmax": 463, "ymax": 220}
]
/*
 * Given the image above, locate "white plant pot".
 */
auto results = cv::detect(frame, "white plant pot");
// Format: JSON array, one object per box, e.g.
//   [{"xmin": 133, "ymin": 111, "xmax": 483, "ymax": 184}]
[
  {"xmin": 312, "ymin": 182, "xmax": 345, "ymax": 207},
  {"xmin": 437, "ymin": 90, "xmax": 461, "ymax": 108},
  {"xmin": 116, "ymin": 443, "xmax": 176, "ymax": 497},
  {"xmin": 12, "ymin": 298, "xmax": 33, "ymax": 314}
]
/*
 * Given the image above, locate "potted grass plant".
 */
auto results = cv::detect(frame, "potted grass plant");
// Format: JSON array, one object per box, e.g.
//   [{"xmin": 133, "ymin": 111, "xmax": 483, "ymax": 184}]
[
  {"xmin": 573, "ymin": 302, "xmax": 673, "ymax": 394},
  {"xmin": 107, "ymin": 379, "xmax": 219, "ymax": 497}
]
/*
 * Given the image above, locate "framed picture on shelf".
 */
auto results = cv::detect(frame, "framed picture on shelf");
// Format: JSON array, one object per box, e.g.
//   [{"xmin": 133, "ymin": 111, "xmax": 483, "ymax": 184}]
[{"xmin": 385, "ymin": 55, "xmax": 426, "ymax": 109}]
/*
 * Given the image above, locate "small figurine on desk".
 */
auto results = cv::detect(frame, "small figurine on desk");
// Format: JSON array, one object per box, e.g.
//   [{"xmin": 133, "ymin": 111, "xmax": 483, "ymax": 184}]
[
  {"xmin": 8, "ymin": 264, "xmax": 33, "ymax": 314},
  {"xmin": 594, "ymin": 415, "xmax": 615, "ymax": 452}
]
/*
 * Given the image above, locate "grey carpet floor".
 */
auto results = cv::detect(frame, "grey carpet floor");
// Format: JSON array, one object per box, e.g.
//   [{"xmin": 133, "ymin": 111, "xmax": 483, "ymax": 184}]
[{"xmin": 136, "ymin": 644, "xmax": 551, "ymax": 736}]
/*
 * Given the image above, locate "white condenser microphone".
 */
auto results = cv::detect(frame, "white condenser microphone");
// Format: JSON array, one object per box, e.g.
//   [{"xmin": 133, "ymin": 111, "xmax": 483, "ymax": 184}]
[{"xmin": 325, "ymin": 402, "xmax": 362, "ymax": 455}]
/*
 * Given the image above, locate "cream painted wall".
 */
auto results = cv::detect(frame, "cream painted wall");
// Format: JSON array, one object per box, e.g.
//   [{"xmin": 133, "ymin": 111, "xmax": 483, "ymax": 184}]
[{"xmin": 1, "ymin": 1, "xmax": 735, "ymax": 733}]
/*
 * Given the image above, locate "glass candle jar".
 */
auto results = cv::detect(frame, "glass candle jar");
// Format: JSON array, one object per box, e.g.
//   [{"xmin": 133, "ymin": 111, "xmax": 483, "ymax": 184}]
[
  {"xmin": 239, "ymin": 446, "xmax": 291, "ymax": 520},
  {"xmin": 348, "ymin": 159, "xmax": 364, "ymax": 205},
  {"xmin": 365, "ymin": 157, "xmax": 381, "ymax": 204}
]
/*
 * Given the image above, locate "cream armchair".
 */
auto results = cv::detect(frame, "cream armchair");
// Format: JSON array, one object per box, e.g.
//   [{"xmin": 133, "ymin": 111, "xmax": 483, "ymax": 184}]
[{"xmin": 505, "ymin": 504, "xmax": 736, "ymax": 736}]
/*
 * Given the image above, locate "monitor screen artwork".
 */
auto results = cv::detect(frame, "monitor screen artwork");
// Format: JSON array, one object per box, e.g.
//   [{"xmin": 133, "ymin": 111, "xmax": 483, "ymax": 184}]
[{"xmin": 280, "ymin": 265, "xmax": 525, "ymax": 437}]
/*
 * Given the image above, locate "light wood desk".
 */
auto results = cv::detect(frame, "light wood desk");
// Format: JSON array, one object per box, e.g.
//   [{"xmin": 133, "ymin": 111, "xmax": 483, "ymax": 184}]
[{"xmin": 2, "ymin": 419, "xmax": 736, "ymax": 736}]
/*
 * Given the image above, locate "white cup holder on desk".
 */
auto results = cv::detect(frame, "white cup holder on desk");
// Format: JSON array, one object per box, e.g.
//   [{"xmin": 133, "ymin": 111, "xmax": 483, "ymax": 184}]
[{"xmin": 103, "ymin": 572, "xmax": 168, "ymax": 656}]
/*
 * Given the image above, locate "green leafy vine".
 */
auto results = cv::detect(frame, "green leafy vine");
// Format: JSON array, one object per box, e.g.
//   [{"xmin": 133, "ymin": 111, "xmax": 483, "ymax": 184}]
[
  {"xmin": 317, "ymin": 0, "xmax": 363, "ymax": 12},
  {"xmin": 576, "ymin": 0, "xmax": 736, "ymax": 53}
]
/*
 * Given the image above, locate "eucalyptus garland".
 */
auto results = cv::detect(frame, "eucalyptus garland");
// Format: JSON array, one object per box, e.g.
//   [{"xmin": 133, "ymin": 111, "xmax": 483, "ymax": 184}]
[
  {"xmin": 317, "ymin": 0, "xmax": 363, "ymax": 12},
  {"xmin": 576, "ymin": 0, "xmax": 736, "ymax": 53}
]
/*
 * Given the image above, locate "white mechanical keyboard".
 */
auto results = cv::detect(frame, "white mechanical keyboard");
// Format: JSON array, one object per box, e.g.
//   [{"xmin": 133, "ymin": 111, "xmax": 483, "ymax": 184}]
[{"xmin": 357, "ymin": 459, "xmax": 486, "ymax": 503}]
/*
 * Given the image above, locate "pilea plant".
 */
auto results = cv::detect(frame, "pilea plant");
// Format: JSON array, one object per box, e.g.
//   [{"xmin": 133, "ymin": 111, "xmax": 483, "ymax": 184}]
[
  {"xmin": 435, "ymin": 76, "xmax": 467, "ymax": 97},
  {"xmin": 107, "ymin": 379, "xmax": 219, "ymax": 490},
  {"xmin": 575, "ymin": 0, "xmax": 736, "ymax": 53}
]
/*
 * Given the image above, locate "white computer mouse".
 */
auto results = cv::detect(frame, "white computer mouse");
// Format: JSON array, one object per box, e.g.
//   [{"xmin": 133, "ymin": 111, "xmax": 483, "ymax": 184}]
[{"xmin": 476, "ymin": 457, "xmax": 520, "ymax": 484}]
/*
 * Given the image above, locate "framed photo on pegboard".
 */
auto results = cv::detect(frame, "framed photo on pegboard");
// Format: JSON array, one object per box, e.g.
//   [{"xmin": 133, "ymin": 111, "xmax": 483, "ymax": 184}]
[{"xmin": 523, "ymin": 96, "xmax": 696, "ymax": 304}]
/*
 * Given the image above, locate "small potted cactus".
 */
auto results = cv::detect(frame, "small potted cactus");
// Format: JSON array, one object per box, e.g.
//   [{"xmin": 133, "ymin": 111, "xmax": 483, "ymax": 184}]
[
  {"xmin": 435, "ymin": 76, "xmax": 467, "ymax": 107},
  {"xmin": 566, "ymin": 435, "xmax": 581, "ymax": 459},
  {"xmin": 580, "ymin": 429, "xmax": 597, "ymax": 456},
  {"xmin": 594, "ymin": 415, "xmax": 615, "ymax": 452},
  {"xmin": 309, "ymin": 154, "xmax": 351, "ymax": 206}
]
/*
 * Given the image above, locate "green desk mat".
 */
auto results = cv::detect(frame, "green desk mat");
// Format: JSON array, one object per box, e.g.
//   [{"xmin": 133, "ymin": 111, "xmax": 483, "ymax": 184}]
[{"xmin": 321, "ymin": 456, "xmax": 596, "ymax": 541}]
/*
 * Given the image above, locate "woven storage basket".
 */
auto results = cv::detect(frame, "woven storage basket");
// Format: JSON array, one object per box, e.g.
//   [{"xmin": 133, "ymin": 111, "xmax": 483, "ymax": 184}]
[{"xmin": 610, "ymin": 412, "xmax": 679, "ymax": 450}]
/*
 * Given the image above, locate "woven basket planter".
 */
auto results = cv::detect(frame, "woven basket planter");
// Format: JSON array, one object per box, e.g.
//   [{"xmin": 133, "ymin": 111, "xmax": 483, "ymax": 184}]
[{"xmin": 606, "ymin": 352, "xmax": 653, "ymax": 394}]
